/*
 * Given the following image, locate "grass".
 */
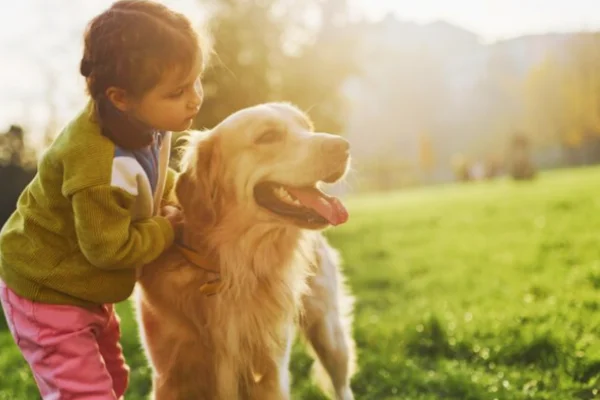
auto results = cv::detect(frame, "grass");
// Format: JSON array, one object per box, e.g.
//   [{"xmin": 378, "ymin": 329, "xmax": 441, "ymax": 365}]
[{"xmin": 3, "ymin": 166, "xmax": 600, "ymax": 399}]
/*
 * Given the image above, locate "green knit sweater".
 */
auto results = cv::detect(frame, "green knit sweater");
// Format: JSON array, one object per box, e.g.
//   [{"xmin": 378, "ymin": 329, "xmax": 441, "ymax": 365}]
[{"xmin": 0, "ymin": 103, "xmax": 176, "ymax": 308}]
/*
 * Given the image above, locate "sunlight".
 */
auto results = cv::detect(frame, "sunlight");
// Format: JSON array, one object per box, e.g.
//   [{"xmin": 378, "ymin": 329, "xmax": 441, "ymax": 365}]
[
  {"xmin": 349, "ymin": 0, "xmax": 600, "ymax": 43},
  {"xmin": 4, "ymin": 1, "xmax": 600, "ymax": 398}
]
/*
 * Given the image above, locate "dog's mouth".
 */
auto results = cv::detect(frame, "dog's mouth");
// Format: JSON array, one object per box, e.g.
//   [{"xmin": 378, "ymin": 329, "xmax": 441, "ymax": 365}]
[{"xmin": 254, "ymin": 182, "xmax": 349, "ymax": 226}]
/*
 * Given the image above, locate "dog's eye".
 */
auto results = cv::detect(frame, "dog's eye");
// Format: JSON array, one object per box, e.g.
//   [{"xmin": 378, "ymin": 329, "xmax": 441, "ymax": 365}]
[{"xmin": 255, "ymin": 129, "xmax": 282, "ymax": 145}]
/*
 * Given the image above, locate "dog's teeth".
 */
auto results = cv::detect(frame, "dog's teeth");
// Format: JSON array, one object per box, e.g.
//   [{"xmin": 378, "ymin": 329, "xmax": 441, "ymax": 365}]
[
  {"xmin": 275, "ymin": 188, "xmax": 288, "ymax": 199},
  {"xmin": 274, "ymin": 186, "xmax": 299, "ymax": 205}
]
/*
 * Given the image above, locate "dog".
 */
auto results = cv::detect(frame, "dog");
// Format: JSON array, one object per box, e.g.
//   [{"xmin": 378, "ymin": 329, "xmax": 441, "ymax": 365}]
[{"xmin": 134, "ymin": 102, "xmax": 357, "ymax": 399}]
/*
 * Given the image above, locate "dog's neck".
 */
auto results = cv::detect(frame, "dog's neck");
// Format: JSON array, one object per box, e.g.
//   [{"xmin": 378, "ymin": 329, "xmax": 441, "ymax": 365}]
[
  {"xmin": 180, "ymin": 217, "xmax": 312, "ymax": 297},
  {"xmin": 179, "ymin": 226, "xmax": 217, "ymax": 263},
  {"xmin": 179, "ymin": 209, "xmax": 297, "ymax": 262},
  {"xmin": 213, "ymin": 222, "xmax": 313, "ymax": 335}
]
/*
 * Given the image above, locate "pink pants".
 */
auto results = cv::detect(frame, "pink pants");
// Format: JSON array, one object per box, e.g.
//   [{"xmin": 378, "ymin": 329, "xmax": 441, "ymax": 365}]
[{"xmin": 0, "ymin": 280, "xmax": 129, "ymax": 400}]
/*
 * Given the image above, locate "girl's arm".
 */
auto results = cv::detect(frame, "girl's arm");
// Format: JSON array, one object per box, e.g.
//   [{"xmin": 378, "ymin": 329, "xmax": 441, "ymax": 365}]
[{"xmin": 71, "ymin": 184, "xmax": 174, "ymax": 270}]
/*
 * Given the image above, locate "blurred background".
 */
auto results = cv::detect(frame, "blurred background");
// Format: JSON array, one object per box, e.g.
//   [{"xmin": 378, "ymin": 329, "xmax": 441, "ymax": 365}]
[
  {"xmin": 3, "ymin": 1, "xmax": 600, "ymax": 399},
  {"xmin": 3, "ymin": 0, "xmax": 600, "ymax": 204}
]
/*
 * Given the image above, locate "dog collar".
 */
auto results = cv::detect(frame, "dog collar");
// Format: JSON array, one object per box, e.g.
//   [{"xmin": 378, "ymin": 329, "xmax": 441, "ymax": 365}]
[{"xmin": 174, "ymin": 243, "xmax": 222, "ymax": 296}]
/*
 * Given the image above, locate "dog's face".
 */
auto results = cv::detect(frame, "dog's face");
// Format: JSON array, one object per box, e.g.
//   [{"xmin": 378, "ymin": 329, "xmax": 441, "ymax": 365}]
[{"xmin": 176, "ymin": 102, "xmax": 350, "ymax": 230}]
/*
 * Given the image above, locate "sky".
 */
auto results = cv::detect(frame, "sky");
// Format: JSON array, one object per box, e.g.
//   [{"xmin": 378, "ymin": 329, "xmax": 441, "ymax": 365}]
[
  {"xmin": 350, "ymin": 0, "xmax": 600, "ymax": 43},
  {"xmin": 1, "ymin": 0, "xmax": 600, "ymax": 141}
]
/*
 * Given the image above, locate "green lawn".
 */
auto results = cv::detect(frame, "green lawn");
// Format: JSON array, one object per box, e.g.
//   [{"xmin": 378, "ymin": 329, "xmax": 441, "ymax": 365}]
[{"xmin": 3, "ymin": 167, "xmax": 600, "ymax": 399}]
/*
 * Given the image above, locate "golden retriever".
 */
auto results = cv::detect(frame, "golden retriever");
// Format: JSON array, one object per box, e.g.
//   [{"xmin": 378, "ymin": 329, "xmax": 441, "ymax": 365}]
[{"xmin": 134, "ymin": 102, "xmax": 356, "ymax": 400}]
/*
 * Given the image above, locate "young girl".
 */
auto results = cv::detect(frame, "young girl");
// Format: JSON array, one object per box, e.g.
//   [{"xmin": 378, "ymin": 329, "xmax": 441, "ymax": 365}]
[{"xmin": 0, "ymin": 1, "xmax": 207, "ymax": 398}]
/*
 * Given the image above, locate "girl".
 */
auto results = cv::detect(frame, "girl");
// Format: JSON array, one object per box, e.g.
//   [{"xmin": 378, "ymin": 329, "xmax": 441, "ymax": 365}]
[{"xmin": 0, "ymin": 1, "xmax": 207, "ymax": 398}]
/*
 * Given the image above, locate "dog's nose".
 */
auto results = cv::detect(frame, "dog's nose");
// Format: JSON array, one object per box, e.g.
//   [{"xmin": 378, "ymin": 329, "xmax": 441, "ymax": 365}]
[{"xmin": 321, "ymin": 137, "xmax": 350, "ymax": 156}]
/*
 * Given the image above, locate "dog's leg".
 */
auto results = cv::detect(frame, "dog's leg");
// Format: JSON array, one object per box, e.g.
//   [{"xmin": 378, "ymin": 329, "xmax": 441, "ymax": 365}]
[
  {"xmin": 152, "ymin": 375, "xmax": 215, "ymax": 400},
  {"xmin": 301, "ymin": 237, "xmax": 356, "ymax": 400},
  {"xmin": 302, "ymin": 310, "xmax": 355, "ymax": 400},
  {"xmin": 149, "ymin": 343, "xmax": 217, "ymax": 400},
  {"xmin": 216, "ymin": 355, "xmax": 242, "ymax": 400},
  {"xmin": 247, "ymin": 325, "xmax": 295, "ymax": 400},
  {"xmin": 278, "ymin": 325, "xmax": 295, "ymax": 396},
  {"xmin": 246, "ymin": 360, "xmax": 290, "ymax": 400}
]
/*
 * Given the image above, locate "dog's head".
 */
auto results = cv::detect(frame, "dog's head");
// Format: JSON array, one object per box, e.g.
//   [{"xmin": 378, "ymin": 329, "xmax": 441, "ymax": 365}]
[{"xmin": 175, "ymin": 102, "xmax": 350, "ymax": 231}]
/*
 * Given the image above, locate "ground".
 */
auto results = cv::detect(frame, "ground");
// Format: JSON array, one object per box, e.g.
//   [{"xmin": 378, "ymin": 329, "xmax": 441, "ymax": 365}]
[{"xmin": 2, "ymin": 166, "xmax": 600, "ymax": 399}]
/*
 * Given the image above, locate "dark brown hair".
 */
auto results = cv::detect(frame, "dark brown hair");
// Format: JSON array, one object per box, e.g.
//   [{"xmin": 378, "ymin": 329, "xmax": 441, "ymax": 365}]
[{"xmin": 80, "ymin": 0, "xmax": 206, "ymax": 100}]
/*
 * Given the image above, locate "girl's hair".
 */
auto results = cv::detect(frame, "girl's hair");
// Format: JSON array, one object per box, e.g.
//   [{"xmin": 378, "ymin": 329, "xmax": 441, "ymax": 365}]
[{"xmin": 80, "ymin": 0, "xmax": 207, "ymax": 100}]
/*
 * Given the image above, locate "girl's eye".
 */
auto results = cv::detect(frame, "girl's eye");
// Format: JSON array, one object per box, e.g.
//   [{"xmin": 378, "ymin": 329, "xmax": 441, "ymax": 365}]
[
  {"xmin": 169, "ymin": 89, "xmax": 184, "ymax": 98},
  {"xmin": 255, "ymin": 129, "xmax": 282, "ymax": 145}
]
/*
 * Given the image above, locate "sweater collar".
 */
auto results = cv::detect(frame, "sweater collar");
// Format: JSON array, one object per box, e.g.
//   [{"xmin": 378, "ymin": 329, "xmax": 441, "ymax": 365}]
[{"xmin": 94, "ymin": 95, "xmax": 157, "ymax": 150}]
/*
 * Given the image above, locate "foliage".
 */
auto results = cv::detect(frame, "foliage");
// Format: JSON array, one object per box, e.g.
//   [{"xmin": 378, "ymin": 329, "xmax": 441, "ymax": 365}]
[
  {"xmin": 523, "ymin": 33, "xmax": 600, "ymax": 149},
  {"xmin": 194, "ymin": 0, "xmax": 359, "ymax": 134},
  {"xmin": 0, "ymin": 125, "xmax": 36, "ymax": 227}
]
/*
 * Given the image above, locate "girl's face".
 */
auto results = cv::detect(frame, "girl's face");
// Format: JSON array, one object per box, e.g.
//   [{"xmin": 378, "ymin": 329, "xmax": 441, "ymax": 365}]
[{"xmin": 113, "ymin": 61, "xmax": 204, "ymax": 132}]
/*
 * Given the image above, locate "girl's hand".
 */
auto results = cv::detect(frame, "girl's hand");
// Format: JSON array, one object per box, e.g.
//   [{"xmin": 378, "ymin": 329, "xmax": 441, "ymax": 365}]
[{"xmin": 162, "ymin": 205, "xmax": 184, "ymax": 240}]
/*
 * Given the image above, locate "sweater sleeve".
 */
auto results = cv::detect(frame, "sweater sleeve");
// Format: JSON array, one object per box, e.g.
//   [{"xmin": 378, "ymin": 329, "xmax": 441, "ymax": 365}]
[{"xmin": 71, "ymin": 185, "xmax": 174, "ymax": 270}]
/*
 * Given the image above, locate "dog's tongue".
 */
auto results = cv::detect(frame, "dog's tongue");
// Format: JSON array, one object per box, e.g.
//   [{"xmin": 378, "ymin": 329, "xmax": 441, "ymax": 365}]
[{"xmin": 286, "ymin": 187, "xmax": 349, "ymax": 226}]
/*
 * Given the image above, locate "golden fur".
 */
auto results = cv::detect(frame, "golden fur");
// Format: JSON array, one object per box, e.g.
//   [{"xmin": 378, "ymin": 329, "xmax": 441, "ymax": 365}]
[{"xmin": 135, "ymin": 102, "xmax": 357, "ymax": 399}]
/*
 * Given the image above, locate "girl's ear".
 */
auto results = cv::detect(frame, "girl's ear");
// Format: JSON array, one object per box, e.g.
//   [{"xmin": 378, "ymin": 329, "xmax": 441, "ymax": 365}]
[{"xmin": 105, "ymin": 87, "xmax": 131, "ymax": 112}]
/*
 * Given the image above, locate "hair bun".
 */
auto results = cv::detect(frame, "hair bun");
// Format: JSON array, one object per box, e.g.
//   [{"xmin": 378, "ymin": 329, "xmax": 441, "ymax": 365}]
[{"xmin": 80, "ymin": 58, "xmax": 93, "ymax": 77}]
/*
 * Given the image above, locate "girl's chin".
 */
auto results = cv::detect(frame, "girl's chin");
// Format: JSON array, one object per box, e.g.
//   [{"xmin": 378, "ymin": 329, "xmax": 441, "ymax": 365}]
[
  {"xmin": 160, "ymin": 119, "xmax": 194, "ymax": 132},
  {"xmin": 182, "ymin": 118, "xmax": 195, "ymax": 129}
]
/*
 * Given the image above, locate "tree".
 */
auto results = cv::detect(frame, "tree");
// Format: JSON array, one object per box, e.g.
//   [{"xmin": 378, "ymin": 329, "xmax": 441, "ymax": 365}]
[
  {"xmin": 522, "ymin": 33, "xmax": 600, "ymax": 153},
  {"xmin": 418, "ymin": 131, "xmax": 435, "ymax": 173},
  {"xmin": 192, "ymin": 0, "xmax": 359, "ymax": 134},
  {"xmin": 522, "ymin": 56, "xmax": 570, "ymax": 147},
  {"xmin": 278, "ymin": 0, "xmax": 361, "ymax": 134},
  {"xmin": 0, "ymin": 125, "xmax": 36, "ymax": 227}
]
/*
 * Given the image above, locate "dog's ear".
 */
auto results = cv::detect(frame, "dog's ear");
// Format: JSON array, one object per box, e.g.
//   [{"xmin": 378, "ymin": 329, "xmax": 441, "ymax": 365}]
[{"xmin": 175, "ymin": 133, "xmax": 222, "ymax": 228}]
